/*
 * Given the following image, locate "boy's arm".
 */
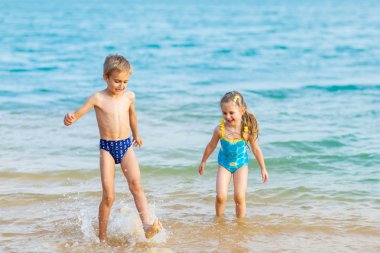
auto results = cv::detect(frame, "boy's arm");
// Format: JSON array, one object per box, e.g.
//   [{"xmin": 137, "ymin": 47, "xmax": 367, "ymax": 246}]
[
  {"xmin": 249, "ymin": 137, "xmax": 268, "ymax": 183},
  {"xmin": 64, "ymin": 94, "xmax": 96, "ymax": 126},
  {"xmin": 128, "ymin": 92, "xmax": 142, "ymax": 147},
  {"xmin": 198, "ymin": 127, "xmax": 220, "ymax": 175}
]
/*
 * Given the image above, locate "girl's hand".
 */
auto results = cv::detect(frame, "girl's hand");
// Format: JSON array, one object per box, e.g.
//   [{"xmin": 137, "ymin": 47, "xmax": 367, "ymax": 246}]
[
  {"xmin": 261, "ymin": 168, "xmax": 268, "ymax": 183},
  {"xmin": 64, "ymin": 113, "xmax": 76, "ymax": 126},
  {"xmin": 133, "ymin": 136, "xmax": 143, "ymax": 148},
  {"xmin": 198, "ymin": 162, "xmax": 206, "ymax": 175}
]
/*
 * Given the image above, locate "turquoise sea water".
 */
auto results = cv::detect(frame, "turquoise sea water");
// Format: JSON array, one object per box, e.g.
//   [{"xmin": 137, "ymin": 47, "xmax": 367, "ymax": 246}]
[{"xmin": 1, "ymin": 0, "xmax": 380, "ymax": 252}]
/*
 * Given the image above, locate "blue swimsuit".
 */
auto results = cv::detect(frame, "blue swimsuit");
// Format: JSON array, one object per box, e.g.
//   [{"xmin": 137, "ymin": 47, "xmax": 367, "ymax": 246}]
[
  {"xmin": 100, "ymin": 137, "xmax": 132, "ymax": 164},
  {"xmin": 217, "ymin": 120, "xmax": 249, "ymax": 173}
]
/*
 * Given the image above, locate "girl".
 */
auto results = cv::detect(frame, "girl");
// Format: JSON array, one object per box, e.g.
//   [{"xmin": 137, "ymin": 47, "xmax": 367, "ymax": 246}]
[{"xmin": 198, "ymin": 91, "xmax": 268, "ymax": 218}]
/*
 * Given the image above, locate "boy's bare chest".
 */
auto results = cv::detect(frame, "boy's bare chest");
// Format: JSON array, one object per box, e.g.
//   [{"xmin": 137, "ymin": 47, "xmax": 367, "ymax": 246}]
[{"xmin": 96, "ymin": 98, "xmax": 130, "ymax": 117}]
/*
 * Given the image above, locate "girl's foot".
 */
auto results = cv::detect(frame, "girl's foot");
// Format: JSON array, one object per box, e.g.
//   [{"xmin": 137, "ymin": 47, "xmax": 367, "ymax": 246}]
[{"xmin": 144, "ymin": 220, "xmax": 162, "ymax": 239}]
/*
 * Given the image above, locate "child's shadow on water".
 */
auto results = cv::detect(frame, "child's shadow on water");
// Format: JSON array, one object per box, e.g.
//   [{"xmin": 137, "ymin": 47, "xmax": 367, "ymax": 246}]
[
  {"xmin": 104, "ymin": 236, "xmax": 130, "ymax": 247},
  {"xmin": 212, "ymin": 216, "xmax": 252, "ymax": 252},
  {"xmin": 100, "ymin": 236, "xmax": 164, "ymax": 251}
]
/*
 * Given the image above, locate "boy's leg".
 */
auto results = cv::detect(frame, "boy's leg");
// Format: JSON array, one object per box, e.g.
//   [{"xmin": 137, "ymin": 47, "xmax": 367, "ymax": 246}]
[
  {"xmin": 233, "ymin": 166, "xmax": 248, "ymax": 218},
  {"xmin": 120, "ymin": 148, "xmax": 151, "ymax": 225},
  {"xmin": 98, "ymin": 149, "xmax": 116, "ymax": 242},
  {"xmin": 215, "ymin": 166, "xmax": 232, "ymax": 216}
]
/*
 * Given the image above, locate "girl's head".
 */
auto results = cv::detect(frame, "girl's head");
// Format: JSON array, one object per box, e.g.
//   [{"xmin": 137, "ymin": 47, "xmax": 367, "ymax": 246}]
[{"xmin": 220, "ymin": 91, "xmax": 259, "ymax": 141}]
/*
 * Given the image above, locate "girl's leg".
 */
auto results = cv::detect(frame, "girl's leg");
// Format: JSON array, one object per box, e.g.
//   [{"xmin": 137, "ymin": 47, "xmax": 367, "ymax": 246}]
[
  {"xmin": 215, "ymin": 166, "xmax": 232, "ymax": 216},
  {"xmin": 98, "ymin": 149, "xmax": 116, "ymax": 242},
  {"xmin": 233, "ymin": 166, "xmax": 248, "ymax": 218},
  {"xmin": 120, "ymin": 147, "xmax": 161, "ymax": 238}
]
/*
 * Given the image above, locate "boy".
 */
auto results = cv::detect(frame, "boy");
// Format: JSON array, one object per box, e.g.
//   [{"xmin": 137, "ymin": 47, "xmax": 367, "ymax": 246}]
[{"xmin": 64, "ymin": 54, "xmax": 161, "ymax": 242}]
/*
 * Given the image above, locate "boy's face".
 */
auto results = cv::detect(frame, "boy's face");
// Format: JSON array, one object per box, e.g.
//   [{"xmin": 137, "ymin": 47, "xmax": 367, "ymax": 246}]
[
  {"xmin": 103, "ymin": 70, "xmax": 130, "ymax": 95},
  {"xmin": 221, "ymin": 101, "xmax": 245, "ymax": 127}
]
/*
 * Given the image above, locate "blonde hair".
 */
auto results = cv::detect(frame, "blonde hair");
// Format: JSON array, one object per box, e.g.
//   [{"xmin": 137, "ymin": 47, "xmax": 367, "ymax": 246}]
[
  {"xmin": 220, "ymin": 91, "xmax": 259, "ymax": 141},
  {"xmin": 103, "ymin": 54, "xmax": 132, "ymax": 76}
]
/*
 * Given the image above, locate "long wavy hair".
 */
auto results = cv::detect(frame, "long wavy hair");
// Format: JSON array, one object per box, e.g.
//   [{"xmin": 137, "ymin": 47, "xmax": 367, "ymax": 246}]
[{"xmin": 220, "ymin": 91, "xmax": 259, "ymax": 142}]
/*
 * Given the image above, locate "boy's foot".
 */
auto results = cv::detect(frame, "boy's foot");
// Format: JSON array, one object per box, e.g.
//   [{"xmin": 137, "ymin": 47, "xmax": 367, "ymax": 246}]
[{"xmin": 144, "ymin": 220, "xmax": 162, "ymax": 239}]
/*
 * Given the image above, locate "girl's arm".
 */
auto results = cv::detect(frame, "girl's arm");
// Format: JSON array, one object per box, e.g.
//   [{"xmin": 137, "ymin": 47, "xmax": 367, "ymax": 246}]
[
  {"xmin": 64, "ymin": 94, "xmax": 96, "ymax": 126},
  {"xmin": 128, "ymin": 92, "xmax": 142, "ymax": 147},
  {"xmin": 249, "ymin": 137, "xmax": 268, "ymax": 183},
  {"xmin": 198, "ymin": 127, "xmax": 220, "ymax": 175}
]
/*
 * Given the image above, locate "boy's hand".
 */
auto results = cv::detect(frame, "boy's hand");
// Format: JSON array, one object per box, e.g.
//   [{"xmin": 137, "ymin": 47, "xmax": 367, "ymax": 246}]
[
  {"xmin": 198, "ymin": 162, "xmax": 205, "ymax": 175},
  {"xmin": 133, "ymin": 136, "xmax": 143, "ymax": 148},
  {"xmin": 64, "ymin": 113, "xmax": 76, "ymax": 126},
  {"xmin": 261, "ymin": 168, "xmax": 268, "ymax": 183}
]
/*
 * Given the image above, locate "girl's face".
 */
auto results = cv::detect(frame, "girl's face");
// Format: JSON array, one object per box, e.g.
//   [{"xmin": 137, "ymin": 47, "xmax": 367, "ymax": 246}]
[
  {"xmin": 104, "ymin": 70, "xmax": 130, "ymax": 95},
  {"xmin": 221, "ymin": 101, "xmax": 245, "ymax": 127}
]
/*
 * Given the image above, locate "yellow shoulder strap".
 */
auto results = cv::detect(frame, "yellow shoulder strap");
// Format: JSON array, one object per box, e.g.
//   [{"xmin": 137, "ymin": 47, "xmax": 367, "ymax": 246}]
[{"xmin": 219, "ymin": 119, "xmax": 225, "ymax": 138}]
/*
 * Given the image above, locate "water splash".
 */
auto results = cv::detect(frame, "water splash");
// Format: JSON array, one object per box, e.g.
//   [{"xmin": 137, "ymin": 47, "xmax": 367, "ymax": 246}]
[{"xmin": 76, "ymin": 200, "xmax": 169, "ymax": 247}]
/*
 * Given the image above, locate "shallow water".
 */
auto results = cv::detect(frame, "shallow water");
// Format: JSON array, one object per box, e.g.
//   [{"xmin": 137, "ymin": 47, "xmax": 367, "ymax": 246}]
[{"xmin": 1, "ymin": 0, "xmax": 380, "ymax": 252}]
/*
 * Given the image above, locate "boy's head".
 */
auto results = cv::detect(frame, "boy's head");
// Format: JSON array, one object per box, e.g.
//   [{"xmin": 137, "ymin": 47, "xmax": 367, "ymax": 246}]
[{"xmin": 103, "ymin": 54, "xmax": 132, "ymax": 77}]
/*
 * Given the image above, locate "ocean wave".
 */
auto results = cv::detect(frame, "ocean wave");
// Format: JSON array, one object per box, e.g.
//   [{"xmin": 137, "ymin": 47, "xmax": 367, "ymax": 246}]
[{"xmin": 246, "ymin": 84, "xmax": 380, "ymax": 99}]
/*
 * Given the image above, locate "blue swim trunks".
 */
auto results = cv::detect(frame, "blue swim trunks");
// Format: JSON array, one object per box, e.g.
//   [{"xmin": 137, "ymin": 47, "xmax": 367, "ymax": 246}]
[{"xmin": 99, "ymin": 137, "xmax": 132, "ymax": 164}]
